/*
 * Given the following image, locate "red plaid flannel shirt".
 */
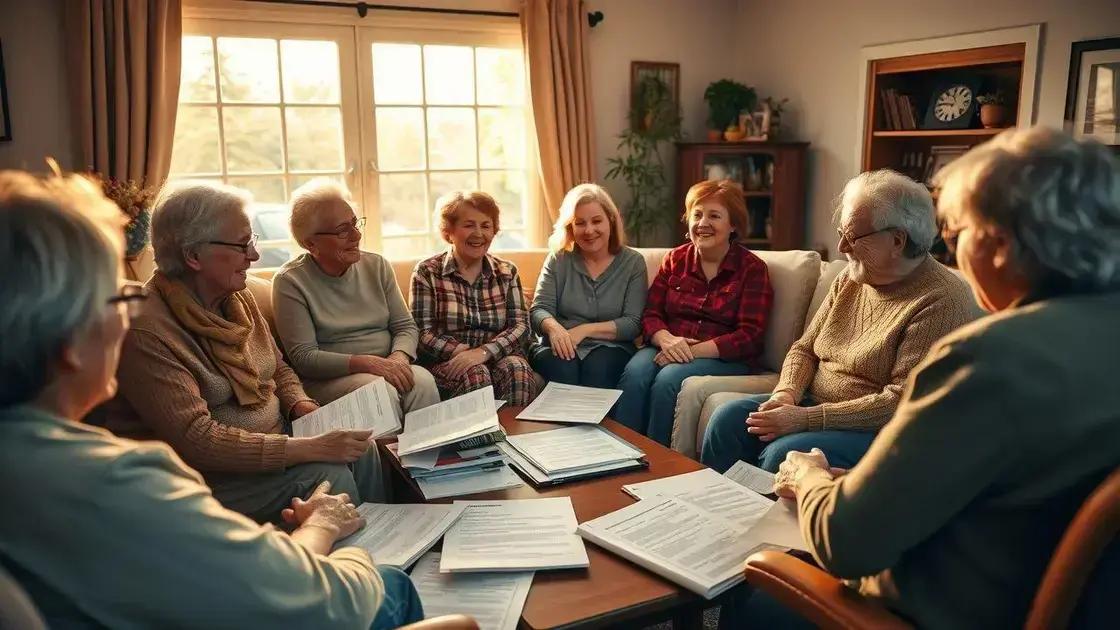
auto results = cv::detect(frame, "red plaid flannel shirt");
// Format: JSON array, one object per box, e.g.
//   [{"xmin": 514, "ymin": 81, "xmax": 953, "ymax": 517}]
[
  {"xmin": 410, "ymin": 251, "xmax": 531, "ymax": 364},
  {"xmin": 641, "ymin": 243, "xmax": 773, "ymax": 363}
]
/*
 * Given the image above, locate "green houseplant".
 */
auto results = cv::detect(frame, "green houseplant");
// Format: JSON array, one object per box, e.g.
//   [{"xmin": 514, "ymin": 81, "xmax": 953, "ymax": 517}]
[{"xmin": 704, "ymin": 79, "xmax": 757, "ymax": 139}]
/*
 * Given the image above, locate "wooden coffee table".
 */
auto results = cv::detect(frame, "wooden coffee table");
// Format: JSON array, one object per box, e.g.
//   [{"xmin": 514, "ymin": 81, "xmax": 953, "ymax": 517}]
[{"xmin": 379, "ymin": 407, "xmax": 710, "ymax": 630}]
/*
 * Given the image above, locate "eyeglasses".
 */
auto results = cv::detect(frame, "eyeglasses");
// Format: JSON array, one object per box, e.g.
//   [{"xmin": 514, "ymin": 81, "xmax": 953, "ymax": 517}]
[
  {"xmin": 314, "ymin": 216, "xmax": 366, "ymax": 239},
  {"xmin": 207, "ymin": 233, "xmax": 259, "ymax": 255},
  {"xmin": 837, "ymin": 226, "xmax": 894, "ymax": 246},
  {"xmin": 108, "ymin": 281, "xmax": 149, "ymax": 317}
]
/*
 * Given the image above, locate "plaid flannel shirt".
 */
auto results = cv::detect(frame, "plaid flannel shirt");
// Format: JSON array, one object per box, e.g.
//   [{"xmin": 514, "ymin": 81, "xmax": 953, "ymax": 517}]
[
  {"xmin": 410, "ymin": 251, "xmax": 531, "ymax": 364},
  {"xmin": 641, "ymin": 243, "xmax": 773, "ymax": 363}
]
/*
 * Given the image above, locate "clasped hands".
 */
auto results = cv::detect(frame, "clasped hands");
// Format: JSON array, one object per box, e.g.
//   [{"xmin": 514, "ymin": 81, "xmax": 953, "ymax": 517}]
[
  {"xmin": 652, "ymin": 333, "xmax": 701, "ymax": 366},
  {"xmin": 352, "ymin": 351, "xmax": 415, "ymax": 392},
  {"xmin": 444, "ymin": 344, "xmax": 490, "ymax": 379},
  {"xmin": 282, "ymin": 480, "xmax": 365, "ymax": 539},
  {"xmin": 546, "ymin": 322, "xmax": 590, "ymax": 361},
  {"xmin": 773, "ymin": 448, "xmax": 848, "ymax": 499},
  {"xmin": 745, "ymin": 390, "xmax": 811, "ymax": 442}
]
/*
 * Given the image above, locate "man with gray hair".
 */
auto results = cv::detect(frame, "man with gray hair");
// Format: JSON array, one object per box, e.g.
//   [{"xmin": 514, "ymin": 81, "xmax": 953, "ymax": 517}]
[{"xmin": 701, "ymin": 169, "xmax": 977, "ymax": 474}]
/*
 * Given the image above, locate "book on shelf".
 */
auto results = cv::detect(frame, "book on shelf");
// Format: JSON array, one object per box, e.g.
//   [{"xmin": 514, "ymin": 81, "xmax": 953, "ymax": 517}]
[
  {"xmin": 899, "ymin": 94, "xmax": 918, "ymax": 130},
  {"xmin": 880, "ymin": 88, "xmax": 898, "ymax": 130}
]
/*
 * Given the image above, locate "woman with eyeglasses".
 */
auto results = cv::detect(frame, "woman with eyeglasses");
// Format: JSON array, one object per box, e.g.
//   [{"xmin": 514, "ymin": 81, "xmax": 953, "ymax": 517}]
[
  {"xmin": 272, "ymin": 179, "xmax": 439, "ymax": 421},
  {"xmin": 105, "ymin": 182, "xmax": 386, "ymax": 523}
]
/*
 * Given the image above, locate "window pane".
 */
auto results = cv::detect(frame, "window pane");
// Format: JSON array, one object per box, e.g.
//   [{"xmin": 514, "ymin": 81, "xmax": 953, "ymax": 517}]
[
  {"xmin": 227, "ymin": 176, "xmax": 286, "ymax": 204},
  {"xmin": 252, "ymin": 244, "xmax": 296, "ymax": 269},
  {"xmin": 375, "ymin": 107, "xmax": 426, "ymax": 171},
  {"xmin": 379, "ymin": 173, "xmax": 428, "ymax": 235},
  {"xmin": 476, "ymin": 47, "xmax": 524, "ymax": 105},
  {"xmin": 372, "ymin": 43, "xmax": 423, "ymax": 104},
  {"xmin": 281, "ymin": 40, "xmax": 340, "ymax": 104},
  {"xmin": 423, "ymin": 45, "xmax": 474, "ymax": 105},
  {"xmin": 169, "ymin": 106, "xmax": 221, "ymax": 175},
  {"xmin": 492, "ymin": 230, "xmax": 526, "ymax": 251},
  {"xmin": 429, "ymin": 171, "xmax": 478, "ymax": 208},
  {"xmin": 480, "ymin": 170, "xmax": 525, "ymax": 228},
  {"xmin": 180, "ymin": 36, "xmax": 216, "ymax": 102},
  {"xmin": 427, "ymin": 108, "xmax": 476, "ymax": 170},
  {"xmin": 217, "ymin": 37, "xmax": 280, "ymax": 103},
  {"xmin": 381, "ymin": 235, "xmax": 435, "ymax": 260},
  {"xmin": 286, "ymin": 107, "xmax": 345, "ymax": 171},
  {"xmin": 223, "ymin": 107, "xmax": 284, "ymax": 173},
  {"xmin": 478, "ymin": 108, "xmax": 525, "ymax": 169},
  {"xmin": 290, "ymin": 173, "xmax": 346, "ymax": 193},
  {"xmin": 245, "ymin": 200, "xmax": 296, "ymax": 268}
]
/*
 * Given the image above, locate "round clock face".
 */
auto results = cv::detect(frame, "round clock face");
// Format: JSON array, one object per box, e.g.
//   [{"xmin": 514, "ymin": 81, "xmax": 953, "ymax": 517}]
[{"xmin": 935, "ymin": 85, "xmax": 973, "ymax": 122}]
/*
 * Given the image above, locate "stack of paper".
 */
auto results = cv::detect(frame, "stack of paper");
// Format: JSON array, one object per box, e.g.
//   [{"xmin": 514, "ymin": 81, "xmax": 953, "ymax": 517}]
[
  {"xmin": 414, "ymin": 464, "xmax": 524, "ymax": 500},
  {"xmin": 391, "ymin": 443, "xmax": 506, "ymax": 480},
  {"xmin": 334, "ymin": 503, "xmax": 466, "ymax": 569},
  {"xmin": 441, "ymin": 497, "xmax": 590, "ymax": 572},
  {"xmin": 293, "ymin": 378, "xmax": 400, "ymax": 438},
  {"xmin": 396, "ymin": 386, "xmax": 504, "ymax": 456},
  {"xmin": 410, "ymin": 552, "xmax": 532, "ymax": 630},
  {"xmin": 515, "ymin": 382, "xmax": 623, "ymax": 424},
  {"xmin": 724, "ymin": 460, "xmax": 777, "ymax": 495},
  {"xmin": 502, "ymin": 425, "xmax": 645, "ymax": 485}
]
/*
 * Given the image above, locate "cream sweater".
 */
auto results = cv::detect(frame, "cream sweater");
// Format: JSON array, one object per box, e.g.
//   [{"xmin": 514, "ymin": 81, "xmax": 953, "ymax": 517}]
[{"xmin": 775, "ymin": 256, "xmax": 976, "ymax": 431}]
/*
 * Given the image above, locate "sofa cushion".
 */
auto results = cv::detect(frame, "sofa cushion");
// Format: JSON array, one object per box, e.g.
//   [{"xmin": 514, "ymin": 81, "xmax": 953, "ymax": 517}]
[
  {"xmin": 751, "ymin": 250, "xmax": 822, "ymax": 372},
  {"xmin": 671, "ymin": 372, "xmax": 781, "ymax": 459},
  {"xmin": 808, "ymin": 259, "xmax": 848, "ymax": 323}
]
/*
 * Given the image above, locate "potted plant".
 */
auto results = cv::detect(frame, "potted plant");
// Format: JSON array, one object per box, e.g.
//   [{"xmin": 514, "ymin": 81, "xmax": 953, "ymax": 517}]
[
  {"xmin": 631, "ymin": 74, "xmax": 672, "ymax": 132},
  {"xmin": 99, "ymin": 177, "xmax": 158, "ymax": 260},
  {"xmin": 704, "ymin": 79, "xmax": 756, "ymax": 141},
  {"xmin": 976, "ymin": 91, "xmax": 1009, "ymax": 129}
]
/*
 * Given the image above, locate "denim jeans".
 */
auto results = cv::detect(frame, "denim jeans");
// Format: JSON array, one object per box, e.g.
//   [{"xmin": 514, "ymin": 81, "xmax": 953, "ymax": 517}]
[
  {"xmin": 700, "ymin": 394, "xmax": 878, "ymax": 472},
  {"xmin": 615, "ymin": 346, "xmax": 751, "ymax": 446},
  {"xmin": 371, "ymin": 566, "xmax": 423, "ymax": 629},
  {"xmin": 529, "ymin": 345, "xmax": 632, "ymax": 389}
]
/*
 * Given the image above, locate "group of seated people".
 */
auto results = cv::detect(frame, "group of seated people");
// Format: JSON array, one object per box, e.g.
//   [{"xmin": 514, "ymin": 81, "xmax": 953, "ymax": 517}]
[{"xmin": 1, "ymin": 125, "xmax": 1117, "ymax": 629}]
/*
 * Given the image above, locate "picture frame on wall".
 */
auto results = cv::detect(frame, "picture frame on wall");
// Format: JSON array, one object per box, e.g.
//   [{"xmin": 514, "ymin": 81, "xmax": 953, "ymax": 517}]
[
  {"xmin": 629, "ymin": 61, "xmax": 679, "ymax": 132},
  {"xmin": 923, "ymin": 145, "xmax": 970, "ymax": 186},
  {"xmin": 1064, "ymin": 37, "xmax": 1120, "ymax": 147},
  {"xmin": 0, "ymin": 39, "xmax": 12, "ymax": 142}
]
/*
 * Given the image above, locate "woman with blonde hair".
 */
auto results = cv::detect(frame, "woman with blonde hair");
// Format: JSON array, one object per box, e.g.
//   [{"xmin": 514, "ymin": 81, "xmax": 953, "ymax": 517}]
[{"xmin": 529, "ymin": 183, "xmax": 648, "ymax": 388}]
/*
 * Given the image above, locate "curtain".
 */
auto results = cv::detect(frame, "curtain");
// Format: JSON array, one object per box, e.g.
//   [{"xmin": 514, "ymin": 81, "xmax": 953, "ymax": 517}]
[
  {"xmin": 67, "ymin": 0, "xmax": 182, "ymax": 185},
  {"xmin": 521, "ymin": 0, "xmax": 596, "ymax": 223}
]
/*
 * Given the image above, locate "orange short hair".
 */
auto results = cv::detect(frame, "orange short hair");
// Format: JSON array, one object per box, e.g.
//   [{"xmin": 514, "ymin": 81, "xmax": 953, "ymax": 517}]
[
  {"xmin": 436, "ymin": 190, "xmax": 501, "ymax": 243},
  {"xmin": 683, "ymin": 180, "xmax": 750, "ymax": 243}
]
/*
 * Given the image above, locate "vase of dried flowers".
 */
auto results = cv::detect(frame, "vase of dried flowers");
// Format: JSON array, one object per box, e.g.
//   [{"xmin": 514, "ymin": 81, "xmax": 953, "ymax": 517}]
[{"xmin": 99, "ymin": 177, "xmax": 157, "ymax": 260}]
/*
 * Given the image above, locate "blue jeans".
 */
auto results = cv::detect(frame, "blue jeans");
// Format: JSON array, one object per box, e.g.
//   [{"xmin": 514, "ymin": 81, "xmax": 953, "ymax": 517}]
[
  {"xmin": 701, "ymin": 394, "xmax": 878, "ymax": 473},
  {"xmin": 371, "ymin": 566, "xmax": 423, "ymax": 629},
  {"xmin": 530, "ymin": 345, "xmax": 632, "ymax": 389},
  {"xmin": 615, "ymin": 346, "xmax": 751, "ymax": 446}
]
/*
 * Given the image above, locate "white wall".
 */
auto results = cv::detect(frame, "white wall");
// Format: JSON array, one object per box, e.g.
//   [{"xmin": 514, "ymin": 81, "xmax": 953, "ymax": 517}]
[
  {"xmin": 732, "ymin": 0, "xmax": 1120, "ymax": 257},
  {"xmin": 0, "ymin": 0, "xmax": 74, "ymax": 170}
]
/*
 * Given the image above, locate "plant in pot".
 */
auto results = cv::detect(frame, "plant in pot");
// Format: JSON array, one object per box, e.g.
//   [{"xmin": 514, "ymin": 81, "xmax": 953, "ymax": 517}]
[
  {"xmin": 976, "ymin": 91, "xmax": 1009, "ymax": 129},
  {"xmin": 704, "ymin": 79, "xmax": 756, "ymax": 141}
]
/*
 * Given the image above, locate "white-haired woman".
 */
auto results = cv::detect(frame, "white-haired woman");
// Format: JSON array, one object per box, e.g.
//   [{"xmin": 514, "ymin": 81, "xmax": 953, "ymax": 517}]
[
  {"xmin": 701, "ymin": 169, "xmax": 975, "ymax": 473},
  {"xmin": 529, "ymin": 184, "xmax": 648, "ymax": 388},
  {"xmin": 106, "ymin": 182, "xmax": 386, "ymax": 523},
  {"xmin": 0, "ymin": 171, "xmax": 422, "ymax": 628},
  {"xmin": 762, "ymin": 128, "xmax": 1120, "ymax": 629},
  {"xmin": 272, "ymin": 179, "xmax": 439, "ymax": 417}
]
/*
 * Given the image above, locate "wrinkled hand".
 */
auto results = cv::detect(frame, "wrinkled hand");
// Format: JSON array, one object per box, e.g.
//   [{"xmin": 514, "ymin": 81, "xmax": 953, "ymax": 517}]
[
  {"xmin": 282, "ymin": 481, "xmax": 364, "ymax": 539},
  {"xmin": 757, "ymin": 390, "xmax": 796, "ymax": 412},
  {"xmin": 547, "ymin": 325, "xmax": 577, "ymax": 361},
  {"xmin": 356, "ymin": 354, "xmax": 414, "ymax": 393},
  {"xmin": 310, "ymin": 429, "xmax": 373, "ymax": 463},
  {"xmin": 290, "ymin": 400, "xmax": 319, "ymax": 419},
  {"xmin": 445, "ymin": 347, "xmax": 489, "ymax": 380},
  {"xmin": 654, "ymin": 335, "xmax": 699, "ymax": 365},
  {"xmin": 774, "ymin": 448, "xmax": 831, "ymax": 499},
  {"xmin": 747, "ymin": 403, "xmax": 810, "ymax": 442}
]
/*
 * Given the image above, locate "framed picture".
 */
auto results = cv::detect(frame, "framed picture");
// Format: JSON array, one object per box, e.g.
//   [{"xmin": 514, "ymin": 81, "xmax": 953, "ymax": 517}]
[
  {"xmin": 1064, "ymin": 37, "xmax": 1120, "ymax": 147},
  {"xmin": 0, "ymin": 39, "xmax": 11, "ymax": 142},
  {"xmin": 924, "ymin": 145, "xmax": 970, "ymax": 186},
  {"xmin": 629, "ymin": 61, "xmax": 679, "ymax": 131}
]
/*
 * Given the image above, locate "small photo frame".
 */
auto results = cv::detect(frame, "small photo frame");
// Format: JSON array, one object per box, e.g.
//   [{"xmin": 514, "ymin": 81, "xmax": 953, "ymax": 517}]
[
  {"xmin": 1064, "ymin": 37, "xmax": 1120, "ymax": 147},
  {"xmin": 0, "ymin": 39, "xmax": 12, "ymax": 142},
  {"xmin": 924, "ymin": 145, "xmax": 970, "ymax": 186}
]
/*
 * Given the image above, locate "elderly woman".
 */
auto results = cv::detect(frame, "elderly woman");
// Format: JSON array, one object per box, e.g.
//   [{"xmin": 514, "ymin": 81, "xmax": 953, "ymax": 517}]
[
  {"xmin": 411, "ymin": 191, "xmax": 537, "ymax": 405},
  {"xmin": 106, "ymin": 182, "xmax": 386, "ymax": 523},
  {"xmin": 0, "ymin": 170, "xmax": 422, "ymax": 628},
  {"xmin": 272, "ymin": 179, "xmax": 439, "ymax": 417},
  {"xmin": 615, "ymin": 180, "xmax": 773, "ymax": 446},
  {"xmin": 530, "ymin": 184, "xmax": 648, "ymax": 388},
  {"xmin": 758, "ymin": 128, "xmax": 1120, "ymax": 629},
  {"xmin": 701, "ymin": 169, "xmax": 976, "ymax": 472}
]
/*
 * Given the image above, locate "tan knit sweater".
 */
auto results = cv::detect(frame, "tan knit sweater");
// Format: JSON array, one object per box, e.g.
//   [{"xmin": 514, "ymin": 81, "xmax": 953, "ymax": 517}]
[
  {"xmin": 105, "ymin": 280, "xmax": 314, "ymax": 475},
  {"xmin": 775, "ymin": 256, "xmax": 976, "ymax": 431}
]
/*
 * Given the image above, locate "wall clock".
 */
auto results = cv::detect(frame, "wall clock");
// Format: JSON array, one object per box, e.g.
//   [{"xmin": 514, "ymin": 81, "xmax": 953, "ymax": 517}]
[{"xmin": 923, "ymin": 77, "xmax": 981, "ymax": 129}]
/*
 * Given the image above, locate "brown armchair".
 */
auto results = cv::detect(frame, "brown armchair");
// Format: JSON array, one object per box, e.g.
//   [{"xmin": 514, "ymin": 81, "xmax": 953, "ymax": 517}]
[
  {"xmin": 743, "ymin": 466, "xmax": 1120, "ymax": 630},
  {"xmin": 400, "ymin": 615, "xmax": 480, "ymax": 630}
]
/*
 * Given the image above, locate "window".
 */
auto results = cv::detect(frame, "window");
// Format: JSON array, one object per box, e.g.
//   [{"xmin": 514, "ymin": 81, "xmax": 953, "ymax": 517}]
[{"xmin": 169, "ymin": 14, "xmax": 534, "ymax": 268}]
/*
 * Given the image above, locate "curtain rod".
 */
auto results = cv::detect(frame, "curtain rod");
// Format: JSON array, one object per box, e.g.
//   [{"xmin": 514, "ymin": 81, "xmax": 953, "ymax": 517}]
[{"xmin": 240, "ymin": 0, "xmax": 605, "ymax": 26}]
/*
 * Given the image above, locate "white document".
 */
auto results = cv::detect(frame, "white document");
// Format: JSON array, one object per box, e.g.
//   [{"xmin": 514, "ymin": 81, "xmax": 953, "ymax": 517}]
[
  {"xmin": 623, "ymin": 468, "xmax": 773, "ymax": 530},
  {"xmin": 577, "ymin": 496, "xmax": 779, "ymax": 599},
  {"xmin": 416, "ymin": 464, "xmax": 524, "ymax": 500},
  {"xmin": 440, "ymin": 497, "xmax": 589, "ymax": 572},
  {"xmin": 292, "ymin": 377, "xmax": 399, "ymax": 439},
  {"xmin": 505, "ymin": 425, "xmax": 643, "ymax": 474},
  {"xmin": 746, "ymin": 498, "xmax": 808, "ymax": 552},
  {"xmin": 515, "ymin": 382, "xmax": 623, "ymax": 424},
  {"xmin": 397, "ymin": 386, "xmax": 499, "ymax": 455},
  {"xmin": 724, "ymin": 460, "xmax": 777, "ymax": 495},
  {"xmin": 498, "ymin": 442, "xmax": 641, "ymax": 486},
  {"xmin": 411, "ymin": 552, "xmax": 532, "ymax": 630},
  {"xmin": 335, "ymin": 503, "xmax": 466, "ymax": 569}
]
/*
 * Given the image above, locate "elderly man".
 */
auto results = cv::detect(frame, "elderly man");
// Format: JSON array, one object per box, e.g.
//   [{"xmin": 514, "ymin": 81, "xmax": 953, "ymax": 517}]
[
  {"xmin": 700, "ymin": 169, "xmax": 976, "ymax": 473},
  {"xmin": 272, "ymin": 179, "xmax": 439, "ymax": 416}
]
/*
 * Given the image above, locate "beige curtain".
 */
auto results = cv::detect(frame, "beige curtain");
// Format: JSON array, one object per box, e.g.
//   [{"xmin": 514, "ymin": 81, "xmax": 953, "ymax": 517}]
[
  {"xmin": 67, "ymin": 0, "xmax": 182, "ymax": 185},
  {"xmin": 521, "ymin": 0, "xmax": 596, "ymax": 223}
]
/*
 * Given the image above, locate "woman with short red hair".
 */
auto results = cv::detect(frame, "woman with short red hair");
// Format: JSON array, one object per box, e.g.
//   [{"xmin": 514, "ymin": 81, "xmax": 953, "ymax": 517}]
[
  {"xmin": 410, "ymin": 191, "xmax": 537, "ymax": 405},
  {"xmin": 615, "ymin": 180, "xmax": 773, "ymax": 446}
]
